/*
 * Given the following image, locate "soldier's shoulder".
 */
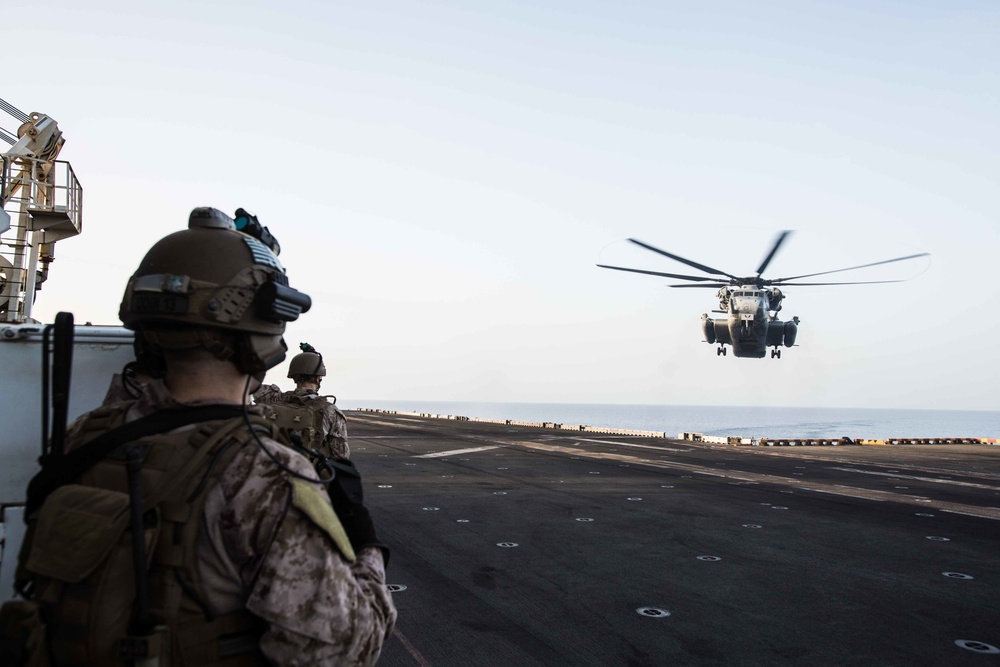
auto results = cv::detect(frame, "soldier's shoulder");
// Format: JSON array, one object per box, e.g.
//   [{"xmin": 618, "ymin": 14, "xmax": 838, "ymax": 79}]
[
  {"xmin": 64, "ymin": 400, "xmax": 135, "ymax": 450},
  {"xmin": 252, "ymin": 383, "xmax": 285, "ymax": 405},
  {"xmin": 217, "ymin": 430, "xmax": 315, "ymax": 491}
]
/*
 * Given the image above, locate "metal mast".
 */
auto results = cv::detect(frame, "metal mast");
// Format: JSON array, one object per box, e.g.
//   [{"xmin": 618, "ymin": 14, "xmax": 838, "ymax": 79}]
[{"xmin": 1, "ymin": 97, "xmax": 83, "ymax": 322}]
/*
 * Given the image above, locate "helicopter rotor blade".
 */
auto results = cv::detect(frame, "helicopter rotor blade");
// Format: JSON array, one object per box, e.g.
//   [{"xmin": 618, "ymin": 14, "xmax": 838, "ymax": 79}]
[
  {"xmin": 596, "ymin": 264, "xmax": 724, "ymax": 282},
  {"xmin": 771, "ymin": 253, "xmax": 930, "ymax": 283},
  {"xmin": 775, "ymin": 279, "xmax": 907, "ymax": 286},
  {"xmin": 628, "ymin": 238, "xmax": 739, "ymax": 280},
  {"xmin": 755, "ymin": 230, "xmax": 792, "ymax": 276},
  {"xmin": 668, "ymin": 283, "xmax": 731, "ymax": 288}
]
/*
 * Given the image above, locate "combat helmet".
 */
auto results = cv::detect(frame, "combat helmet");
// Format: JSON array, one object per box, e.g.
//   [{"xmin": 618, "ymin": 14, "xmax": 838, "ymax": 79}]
[
  {"xmin": 288, "ymin": 342, "xmax": 326, "ymax": 379},
  {"xmin": 119, "ymin": 207, "xmax": 311, "ymax": 374}
]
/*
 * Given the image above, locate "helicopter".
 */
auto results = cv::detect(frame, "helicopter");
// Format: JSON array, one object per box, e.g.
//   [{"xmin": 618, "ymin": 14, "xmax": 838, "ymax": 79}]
[{"xmin": 597, "ymin": 231, "xmax": 929, "ymax": 359}]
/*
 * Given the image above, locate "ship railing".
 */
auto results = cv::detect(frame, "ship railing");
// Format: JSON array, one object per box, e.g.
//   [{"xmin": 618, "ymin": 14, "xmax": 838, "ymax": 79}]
[
  {"xmin": 1, "ymin": 156, "xmax": 83, "ymax": 321},
  {"xmin": 1, "ymin": 156, "xmax": 83, "ymax": 237}
]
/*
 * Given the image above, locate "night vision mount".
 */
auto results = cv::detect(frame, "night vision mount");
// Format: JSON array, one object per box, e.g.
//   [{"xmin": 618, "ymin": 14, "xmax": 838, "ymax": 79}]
[{"xmin": 186, "ymin": 206, "xmax": 311, "ymax": 324}]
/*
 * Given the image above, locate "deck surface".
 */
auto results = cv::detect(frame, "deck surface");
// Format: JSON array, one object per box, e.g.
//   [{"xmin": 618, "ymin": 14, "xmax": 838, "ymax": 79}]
[{"xmin": 346, "ymin": 411, "xmax": 1000, "ymax": 666}]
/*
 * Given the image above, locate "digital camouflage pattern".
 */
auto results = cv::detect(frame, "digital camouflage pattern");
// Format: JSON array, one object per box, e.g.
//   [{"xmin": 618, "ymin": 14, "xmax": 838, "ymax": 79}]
[
  {"xmin": 253, "ymin": 384, "xmax": 350, "ymax": 459},
  {"xmin": 99, "ymin": 372, "xmax": 149, "ymax": 405},
  {"xmin": 66, "ymin": 379, "xmax": 395, "ymax": 666}
]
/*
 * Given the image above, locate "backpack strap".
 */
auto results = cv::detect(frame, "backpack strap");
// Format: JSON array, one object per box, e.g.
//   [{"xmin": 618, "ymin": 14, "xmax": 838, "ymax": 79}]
[
  {"xmin": 145, "ymin": 415, "xmax": 268, "ymax": 622},
  {"xmin": 142, "ymin": 414, "xmax": 280, "ymax": 663},
  {"xmin": 26, "ymin": 405, "xmax": 249, "ymax": 517}
]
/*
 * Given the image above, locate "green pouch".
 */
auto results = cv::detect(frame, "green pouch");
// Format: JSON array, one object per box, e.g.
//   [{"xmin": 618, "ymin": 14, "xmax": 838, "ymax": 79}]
[{"xmin": 25, "ymin": 484, "xmax": 131, "ymax": 583}]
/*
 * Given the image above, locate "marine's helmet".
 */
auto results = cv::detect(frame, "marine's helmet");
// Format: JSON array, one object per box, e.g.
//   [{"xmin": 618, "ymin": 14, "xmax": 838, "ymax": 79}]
[
  {"xmin": 288, "ymin": 350, "xmax": 326, "ymax": 378},
  {"xmin": 119, "ymin": 207, "xmax": 311, "ymax": 374}
]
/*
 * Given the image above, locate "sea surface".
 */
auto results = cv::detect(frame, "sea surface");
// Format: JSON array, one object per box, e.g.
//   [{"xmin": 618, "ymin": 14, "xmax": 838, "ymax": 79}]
[{"xmin": 339, "ymin": 399, "xmax": 1000, "ymax": 439}]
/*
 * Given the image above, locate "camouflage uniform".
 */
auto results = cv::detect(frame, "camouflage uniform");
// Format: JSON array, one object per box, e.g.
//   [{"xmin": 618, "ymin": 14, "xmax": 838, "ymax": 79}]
[
  {"xmin": 254, "ymin": 383, "xmax": 350, "ymax": 459},
  {"xmin": 100, "ymin": 371, "xmax": 151, "ymax": 405},
  {"xmin": 100, "ymin": 373, "xmax": 134, "ymax": 405},
  {"xmin": 68, "ymin": 379, "xmax": 395, "ymax": 666}
]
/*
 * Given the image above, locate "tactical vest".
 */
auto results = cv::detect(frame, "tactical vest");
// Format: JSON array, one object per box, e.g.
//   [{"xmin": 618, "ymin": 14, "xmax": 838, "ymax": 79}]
[
  {"xmin": 263, "ymin": 392, "xmax": 335, "ymax": 454},
  {"xmin": 9, "ymin": 404, "xmax": 276, "ymax": 667}
]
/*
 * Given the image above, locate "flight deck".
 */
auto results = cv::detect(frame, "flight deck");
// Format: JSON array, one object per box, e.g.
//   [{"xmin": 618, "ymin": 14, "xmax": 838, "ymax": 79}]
[{"xmin": 347, "ymin": 410, "xmax": 1000, "ymax": 666}]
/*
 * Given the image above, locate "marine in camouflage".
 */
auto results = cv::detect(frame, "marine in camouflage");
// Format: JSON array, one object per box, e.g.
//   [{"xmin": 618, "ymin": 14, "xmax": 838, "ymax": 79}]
[
  {"xmin": 254, "ymin": 384, "xmax": 351, "ymax": 459},
  {"xmin": 69, "ymin": 379, "xmax": 395, "ymax": 665}
]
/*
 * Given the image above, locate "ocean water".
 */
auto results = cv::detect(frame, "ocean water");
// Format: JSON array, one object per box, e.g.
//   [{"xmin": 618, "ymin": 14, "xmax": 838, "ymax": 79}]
[{"xmin": 339, "ymin": 399, "xmax": 1000, "ymax": 439}]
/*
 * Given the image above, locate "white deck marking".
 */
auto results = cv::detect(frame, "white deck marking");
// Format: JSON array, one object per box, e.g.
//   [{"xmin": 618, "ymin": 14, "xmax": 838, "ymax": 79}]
[
  {"xmin": 353, "ymin": 418, "xmax": 425, "ymax": 430},
  {"xmin": 827, "ymin": 467, "xmax": 1000, "ymax": 491},
  {"xmin": 509, "ymin": 440, "xmax": 1000, "ymax": 519},
  {"xmin": 803, "ymin": 488, "xmax": 886, "ymax": 501},
  {"xmin": 940, "ymin": 509, "xmax": 1000, "ymax": 521},
  {"xmin": 571, "ymin": 437, "xmax": 685, "ymax": 452},
  {"xmin": 416, "ymin": 446, "xmax": 501, "ymax": 459}
]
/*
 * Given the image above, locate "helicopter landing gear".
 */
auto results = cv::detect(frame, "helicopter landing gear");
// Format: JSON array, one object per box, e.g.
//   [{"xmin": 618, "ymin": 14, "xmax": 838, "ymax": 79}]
[
  {"xmin": 717, "ymin": 346, "xmax": 727, "ymax": 356},
  {"xmin": 771, "ymin": 348, "xmax": 781, "ymax": 359}
]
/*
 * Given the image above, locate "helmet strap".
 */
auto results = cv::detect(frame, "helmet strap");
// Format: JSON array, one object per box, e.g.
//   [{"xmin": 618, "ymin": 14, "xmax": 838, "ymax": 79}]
[
  {"xmin": 236, "ymin": 334, "xmax": 288, "ymax": 374},
  {"xmin": 133, "ymin": 333, "xmax": 167, "ymax": 379}
]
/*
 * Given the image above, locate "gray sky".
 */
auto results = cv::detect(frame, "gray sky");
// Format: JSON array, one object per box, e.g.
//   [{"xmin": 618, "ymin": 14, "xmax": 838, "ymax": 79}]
[{"xmin": 7, "ymin": 0, "xmax": 998, "ymax": 410}]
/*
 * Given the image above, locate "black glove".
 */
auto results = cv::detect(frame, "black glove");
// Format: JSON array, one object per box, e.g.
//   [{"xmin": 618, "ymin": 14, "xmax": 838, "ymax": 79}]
[{"xmin": 325, "ymin": 459, "xmax": 390, "ymax": 565}]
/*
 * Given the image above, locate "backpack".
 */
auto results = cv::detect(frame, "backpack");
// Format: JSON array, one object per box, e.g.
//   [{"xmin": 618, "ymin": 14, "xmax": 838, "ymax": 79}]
[
  {"xmin": 263, "ymin": 392, "xmax": 336, "ymax": 454},
  {"xmin": 1, "ymin": 404, "xmax": 278, "ymax": 667}
]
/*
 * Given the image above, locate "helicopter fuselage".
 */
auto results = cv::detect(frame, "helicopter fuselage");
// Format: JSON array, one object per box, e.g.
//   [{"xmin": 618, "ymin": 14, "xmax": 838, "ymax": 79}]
[
  {"xmin": 597, "ymin": 232, "xmax": 926, "ymax": 360},
  {"xmin": 701, "ymin": 286, "xmax": 798, "ymax": 358}
]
